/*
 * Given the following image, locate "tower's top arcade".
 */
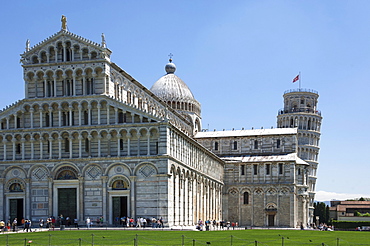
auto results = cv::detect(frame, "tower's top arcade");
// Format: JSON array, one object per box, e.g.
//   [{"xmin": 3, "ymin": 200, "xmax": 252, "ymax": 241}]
[{"xmin": 278, "ymin": 88, "xmax": 321, "ymax": 116}]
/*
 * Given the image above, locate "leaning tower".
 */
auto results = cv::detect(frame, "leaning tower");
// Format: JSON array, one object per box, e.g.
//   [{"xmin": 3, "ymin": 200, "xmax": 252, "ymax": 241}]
[{"xmin": 277, "ymin": 88, "xmax": 322, "ymax": 225}]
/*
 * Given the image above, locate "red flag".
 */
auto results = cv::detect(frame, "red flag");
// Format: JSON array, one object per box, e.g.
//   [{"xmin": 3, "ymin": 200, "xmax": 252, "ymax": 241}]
[{"xmin": 292, "ymin": 74, "xmax": 299, "ymax": 83}]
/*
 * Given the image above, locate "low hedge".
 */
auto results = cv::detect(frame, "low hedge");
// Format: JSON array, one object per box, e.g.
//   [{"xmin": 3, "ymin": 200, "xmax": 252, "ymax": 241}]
[{"xmin": 333, "ymin": 220, "xmax": 370, "ymax": 229}]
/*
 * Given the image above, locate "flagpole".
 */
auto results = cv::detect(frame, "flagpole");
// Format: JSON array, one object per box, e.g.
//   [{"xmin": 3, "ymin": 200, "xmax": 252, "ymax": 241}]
[{"xmin": 299, "ymin": 71, "xmax": 301, "ymax": 90}]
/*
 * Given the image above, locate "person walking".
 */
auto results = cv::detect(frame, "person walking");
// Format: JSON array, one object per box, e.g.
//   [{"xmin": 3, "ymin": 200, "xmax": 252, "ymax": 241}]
[{"xmin": 12, "ymin": 218, "xmax": 17, "ymax": 232}]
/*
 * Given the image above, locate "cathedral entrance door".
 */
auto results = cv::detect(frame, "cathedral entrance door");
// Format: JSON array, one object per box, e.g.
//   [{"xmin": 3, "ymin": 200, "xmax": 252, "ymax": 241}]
[
  {"xmin": 112, "ymin": 197, "xmax": 128, "ymax": 222},
  {"xmin": 268, "ymin": 214, "xmax": 275, "ymax": 226},
  {"xmin": 9, "ymin": 199, "xmax": 23, "ymax": 225},
  {"xmin": 58, "ymin": 188, "xmax": 77, "ymax": 221}
]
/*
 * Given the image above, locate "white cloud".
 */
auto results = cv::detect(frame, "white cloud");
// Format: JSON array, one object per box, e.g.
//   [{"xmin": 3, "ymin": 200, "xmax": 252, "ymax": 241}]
[{"xmin": 315, "ymin": 190, "xmax": 370, "ymax": 201}]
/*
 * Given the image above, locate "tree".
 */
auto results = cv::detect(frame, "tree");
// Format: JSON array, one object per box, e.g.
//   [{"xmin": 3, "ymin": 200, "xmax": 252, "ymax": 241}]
[{"xmin": 314, "ymin": 202, "xmax": 328, "ymax": 224}]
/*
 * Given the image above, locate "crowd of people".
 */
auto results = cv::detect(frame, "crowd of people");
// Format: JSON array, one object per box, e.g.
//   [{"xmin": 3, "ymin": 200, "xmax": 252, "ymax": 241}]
[
  {"xmin": 196, "ymin": 219, "xmax": 239, "ymax": 231},
  {"xmin": 113, "ymin": 216, "xmax": 164, "ymax": 228}
]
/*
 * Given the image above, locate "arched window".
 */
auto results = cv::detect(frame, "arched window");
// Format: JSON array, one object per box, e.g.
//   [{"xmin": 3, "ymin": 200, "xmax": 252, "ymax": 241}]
[
  {"xmin": 119, "ymin": 139, "xmax": 124, "ymax": 150},
  {"xmin": 253, "ymin": 164, "xmax": 258, "ymax": 175},
  {"xmin": 83, "ymin": 111, "xmax": 88, "ymax": 125},
  {"xmin": 241, "ymin": 165, "xmax": 245, "ymax": 175},
  {"xmin": 85, "ymin": 138, "xmax": 90, "ymax": 152},
  {"xmin": 266, "ymin": 164, "xmax": 270, "ymax": 175},
  {"xmin": 118, "ymin": 112, "xmax": 124, "ymax": 123},
  {"xmin": 64, "ymin": 138, "xmax": 69, "ymax": 152},
  {"xmin": 233, "ymin": 141, "xmax": 238, "ymax": 150},
  {"xmin": 279, "ymin": 163, "xmax": 283, "ymax": 174},
  {"xmin": 214, "ymin": 141, "xmax": 219, "ymax": 151},
  {"xmin": 243, "ymin": 192, "xmax": 249, "ymax": 204}
]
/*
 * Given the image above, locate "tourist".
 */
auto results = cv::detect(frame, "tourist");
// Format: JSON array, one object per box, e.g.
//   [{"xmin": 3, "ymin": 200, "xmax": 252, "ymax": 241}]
[
  {"xmin": 12, "ymin": 218, "xmax": 17, "ymax": 232},
  {"xmin": 86, "ymin": 217, "xmax": 91, "ymax": 229},
  {"xmin": 0, "ymin": 220, "xmax": 5, "ymax": 232}
]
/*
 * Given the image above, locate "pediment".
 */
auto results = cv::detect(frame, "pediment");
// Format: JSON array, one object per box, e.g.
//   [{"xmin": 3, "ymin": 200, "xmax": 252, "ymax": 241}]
[{"xmin": 20, "ymin": 30, "xmax": 111, "ymax": 65}]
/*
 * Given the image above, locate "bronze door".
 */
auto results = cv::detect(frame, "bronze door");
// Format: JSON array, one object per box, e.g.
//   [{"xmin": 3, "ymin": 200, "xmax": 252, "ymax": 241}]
[
  {"xmin": 58, "ymin": 188, "xmax": 77, "ymax": 220},
  {"xmin": 112, "ymin": 197, "xmax": 128, "ymax": 221},
  {"xmin": 9, "ymin": 199, "xmax": 23, "ymax": 225}
]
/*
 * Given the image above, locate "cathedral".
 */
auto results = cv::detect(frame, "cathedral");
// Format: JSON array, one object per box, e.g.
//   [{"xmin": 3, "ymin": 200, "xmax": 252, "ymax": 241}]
[{"xmin": 0, "ymin": 18, "xmax": 322, "ymax": 228}]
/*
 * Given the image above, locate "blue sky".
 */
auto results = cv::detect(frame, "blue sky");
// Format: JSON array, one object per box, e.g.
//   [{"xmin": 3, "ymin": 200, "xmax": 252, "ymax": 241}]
[{"xmin": 1, "ymin": 0, "xmax": 369, "ymax": 201}]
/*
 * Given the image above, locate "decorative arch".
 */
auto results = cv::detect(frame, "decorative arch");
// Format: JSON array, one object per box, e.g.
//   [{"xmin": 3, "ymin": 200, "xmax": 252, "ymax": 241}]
[
  {"xmin": 55, "ymin": 166, "xmax": 78, "ymax": 180},
  {"xmin": 135, "ymin": 162, "xmax": 158, "ymax": 179},
  {"xmin": 6, "ymin": 178, "xmax": 26, "ymax": 192},
  {"xmin": 108, "ymin": 175, "xmax": 130, "ymax": 190}
]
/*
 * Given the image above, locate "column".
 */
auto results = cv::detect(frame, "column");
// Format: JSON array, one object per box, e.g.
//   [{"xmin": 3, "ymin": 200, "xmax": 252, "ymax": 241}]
[
  {"xmin": 3, "ymin": 140, "xmax": 7, "ymax": 161},
  {"xmin": 13, "ymin": 114, "xmax": 17, "ymax": 129},
  {"xmin": 97, "ymin": 136, "xmax": 101, "ymax": 157},
  {"xmin": 78, "ymin": 177, "xmax": 84, "ymax": 221},
  {"xmin": 87, "ymin": 135, "xmax": 92, "ymax": 158},
  {"xmin": 117, "ymin": 134, "xmax": 121, "ymax": 156},
  {"xmin": 40, "ymin": 139, "xmax": 43, "ymax": 159},
  {"xmin": 82, "ymin": 74, "xmax": 86, "ymax": 95},
  {"xmin": 69, "ymin": 107, "xmax": 73, "ymax": 126},
  {"xmin": 137, "ymin": 133, "xmax": 141, "ymax": 156},
  {"xmin": 58, "ymin": 137, "xmax": 62, "ymax": 159},
  {"xmin": 101, "ymin": 176, "xmax": 108, "ymax": 223},
  {"xmin": 63, "ymin": 44, "xmax": 66, "ymax": 62},
  {"xmin": 71, "ymin": 49, "xmax": 74, "ymax": 61},
  {"xmin": 48, "ymin": 178, "xmax": 53, "ymax": 220},
  {"xmin": 34, "ymin": 78, "xmax": 38, "ymax": 98},
  {"xmin": 49, "ymin": 137, "xmax": 53, "ymax": 159},
  {"xmin": 58, "ymin": 107, "xmax": 62, "ymax": 127},
  {"xmin": 78, "ymin": 136, "xmax": 82, "ymax": 158},
  {"xmin": 184, "ymin": 178, "xmax": 188, "ymax": 225},
  {"xmin": 97, "ymin": 104, "xmax": 101, "ymax": 125},
  {"xmin": 78, "ymin": 105, "xmax": 82, "ymax": 126},
  {"xmin": 43, "ymin": 77, "xmax": 48, "ymax": 97},
  {"xmin": 127, "ymin": 133, "xmax": 131, "ymax": 156},
  {"xmin": 21, "ymin": 138, "xmax": 25, "ymax": 160},
  {"xmin": 0, "ymin": 178, "xmax": 4, "ymax": 220},
  {"xmin": 69, "ymin": 137, "xmax": 73, "ymax": 159},
  {"xmin": 39, "ymin": 110, "xmax": 43, "ymax": 128},
  {"xmin": 114, "ymin": 108, "xmax": 118, "ymax": 124},
  {"xmin": 30, "ymin": 108, "xmax": 34, "ymax": 128},
  {"xmin": 72, "ymin": 75, "xmax": 76, "ymax": 96},
  {"xmin": 30, "ymin": 138, "xmax": 34, "ymax": 160},
  {"xmin": 130, "ymin": 176, "xmax": 136, "ymax": 220},
  {"xmin": 12, "ymin": 139, "xmax": 16, "ymax": 160},
  {"xmin": 53, "ymin": 76, "xmax": 57, "ymax": 97},
  {"xmin": 88, "ymin": 105, "xmax": 92, "ymax": 125},
  {"xmin": 25, "ymin": 178, "xmax": 31, "ymax": 219},
  {"xmin": 106, "ymin": 105, "xmax": 110, "ymax": 124},
  {"xmin": 48, "ymin": 107, "xmax": 53, "ymax": 127},
  {"xmin": 107, "ymin": 134, "xmax": 111, "ymax": 157},
  {"xmin": 147, "ymin": 132, "xmax": 150, "ymax": 156}
]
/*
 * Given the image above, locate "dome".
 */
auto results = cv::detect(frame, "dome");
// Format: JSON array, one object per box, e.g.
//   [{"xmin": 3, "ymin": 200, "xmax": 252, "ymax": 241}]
[{"xmin": 150, "ymin": 61, "xmax": 196, "ymax": 103}]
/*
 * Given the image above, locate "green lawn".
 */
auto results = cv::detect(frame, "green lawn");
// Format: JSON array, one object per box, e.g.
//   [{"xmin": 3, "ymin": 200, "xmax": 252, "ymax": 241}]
[{"xmin": 0, "ymin": 229, "xmax": 369, "ymax": 246}]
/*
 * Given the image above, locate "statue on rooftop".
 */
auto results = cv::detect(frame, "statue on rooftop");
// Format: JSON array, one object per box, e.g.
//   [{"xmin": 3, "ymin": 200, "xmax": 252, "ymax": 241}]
[
  {"xmin": 61, "ymin": 15, "xmax": 67, "ymax": 30},
  {"xmin": 26, "ymin": 39, "xmax": 30, "ymax": 51},
  {"xmin": 101, "ymin": 33, "xmax": 106, "ymax": 48}
]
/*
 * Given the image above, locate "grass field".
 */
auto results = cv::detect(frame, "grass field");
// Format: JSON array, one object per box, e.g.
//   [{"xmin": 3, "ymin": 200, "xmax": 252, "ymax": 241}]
[{"xmin": 0, "ymin": 229, "xmax": 369, "ymax": 246}]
